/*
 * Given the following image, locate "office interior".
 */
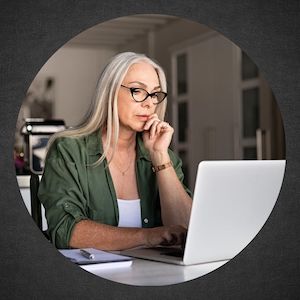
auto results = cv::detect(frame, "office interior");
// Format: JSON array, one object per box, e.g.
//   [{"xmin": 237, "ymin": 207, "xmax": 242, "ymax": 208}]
[{"xmin": 15, "ymin": 14, "xmax": 285, "ymax": 231}]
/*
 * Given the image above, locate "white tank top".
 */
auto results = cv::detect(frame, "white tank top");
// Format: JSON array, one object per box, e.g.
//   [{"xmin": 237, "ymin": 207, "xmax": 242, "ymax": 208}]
[{"xmin": 117, "ymin": 199, "xmax": 142, "ymax": 228}]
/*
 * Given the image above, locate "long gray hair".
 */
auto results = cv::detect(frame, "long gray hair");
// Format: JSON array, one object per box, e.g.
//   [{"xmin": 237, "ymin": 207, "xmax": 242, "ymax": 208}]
[{"xmin": 47, "ymin": 52, "xmax": 168, "ymax": 166}]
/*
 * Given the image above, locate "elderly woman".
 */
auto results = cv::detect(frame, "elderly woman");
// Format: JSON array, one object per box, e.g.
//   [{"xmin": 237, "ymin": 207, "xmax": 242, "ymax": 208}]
[{"xmin": 38, "ymin": 52, "xmax": 192, "ymax": 250}]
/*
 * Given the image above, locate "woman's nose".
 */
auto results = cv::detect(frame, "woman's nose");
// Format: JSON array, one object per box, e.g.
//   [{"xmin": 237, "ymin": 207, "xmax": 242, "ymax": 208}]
[{"xmin": 141, "ymin": 96, "xmax": 155, "ymax": 108}]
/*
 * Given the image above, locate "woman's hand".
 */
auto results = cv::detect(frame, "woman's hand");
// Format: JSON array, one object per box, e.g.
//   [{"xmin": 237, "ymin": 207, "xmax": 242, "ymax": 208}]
[
  {"xmin": 142, "ymin": 113, "xmax": 174, "ymax": 157},
  {"xmin": 144, "ymin": 225, "xmax": 187, "ymax": 248}
]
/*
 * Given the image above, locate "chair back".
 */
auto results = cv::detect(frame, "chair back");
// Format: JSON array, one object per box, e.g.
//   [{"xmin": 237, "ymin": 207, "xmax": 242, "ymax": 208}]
[
  {"xmin": 30, "ymin": 173, "xmax": 42, "ymax": 230},
  {"xmin": 30, "ymin": 173, "xmax": 49, "ymax": 239}
]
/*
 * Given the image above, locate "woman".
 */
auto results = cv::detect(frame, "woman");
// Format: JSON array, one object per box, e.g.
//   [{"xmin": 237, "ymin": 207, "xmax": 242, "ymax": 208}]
[{"xmin": 38, "ymin": 52, "xmax": 192, "ymax": 250}]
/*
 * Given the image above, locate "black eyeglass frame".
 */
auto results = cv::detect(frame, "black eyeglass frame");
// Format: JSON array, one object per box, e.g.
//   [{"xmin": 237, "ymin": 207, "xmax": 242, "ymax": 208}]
[{"xmin": 120, "ymin": 85, "xmax": 167, "ymax": 105}]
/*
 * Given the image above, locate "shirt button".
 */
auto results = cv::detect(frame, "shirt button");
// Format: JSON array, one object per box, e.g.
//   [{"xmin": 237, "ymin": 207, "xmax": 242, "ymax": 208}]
[{"xmin": 143, "ymin": 218, "xmax": 149, "ymax": 224}]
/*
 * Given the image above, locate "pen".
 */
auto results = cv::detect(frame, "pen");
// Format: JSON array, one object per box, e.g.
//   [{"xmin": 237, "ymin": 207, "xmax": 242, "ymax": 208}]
[{"xmin": 80, "ymin": 249, "xmax": 95, "ymax": 260}]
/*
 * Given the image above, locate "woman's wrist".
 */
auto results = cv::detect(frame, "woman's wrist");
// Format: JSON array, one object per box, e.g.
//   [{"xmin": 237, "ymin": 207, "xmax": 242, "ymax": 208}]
[
  {"xmin": 141, "ymin": 228, "xmax": 154, "ymax": 247},
  {"xmin": 149, "ymin": 151, "xmax": 170, "ymax": 166}
]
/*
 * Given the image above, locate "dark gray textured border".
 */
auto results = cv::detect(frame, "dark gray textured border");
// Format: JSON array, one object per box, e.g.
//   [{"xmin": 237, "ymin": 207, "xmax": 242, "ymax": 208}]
[{"xmin": 0, "ymin": 1, "xmax": 299, "ymax": 299}]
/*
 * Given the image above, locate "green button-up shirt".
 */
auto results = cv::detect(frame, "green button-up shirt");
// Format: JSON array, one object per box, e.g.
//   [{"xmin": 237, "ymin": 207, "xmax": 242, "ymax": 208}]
[{"xmin": 38, "ymin": 129, "xmax": 191, "ymax": 248}]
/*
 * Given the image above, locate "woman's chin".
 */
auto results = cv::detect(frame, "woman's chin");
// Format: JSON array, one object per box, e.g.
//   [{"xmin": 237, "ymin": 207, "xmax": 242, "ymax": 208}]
[
  {"xmin": 133, "ymin": 122, "xmax": 146, "ymax": 132},
  {"xmin": 135, "ymin": 127, "xmax": 145, "ymax": 133}
]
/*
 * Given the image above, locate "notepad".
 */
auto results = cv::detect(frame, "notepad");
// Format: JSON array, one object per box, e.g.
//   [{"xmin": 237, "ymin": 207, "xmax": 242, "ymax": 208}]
[{"xmin": 59, "ymin": 248, "xmax": 133, "ymax": 271}]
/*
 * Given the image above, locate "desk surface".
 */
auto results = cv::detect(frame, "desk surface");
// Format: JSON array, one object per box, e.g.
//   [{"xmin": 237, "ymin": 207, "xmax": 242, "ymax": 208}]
[{"xmin": 85, "ymin": 257, "xmax": 228, "ymax": 286}]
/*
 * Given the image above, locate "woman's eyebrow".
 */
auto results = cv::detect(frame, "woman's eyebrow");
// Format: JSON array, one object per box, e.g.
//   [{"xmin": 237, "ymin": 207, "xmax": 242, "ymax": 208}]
[{"xmin": 127, "ymin": 81, "xmax": 161, "ymax": 90}]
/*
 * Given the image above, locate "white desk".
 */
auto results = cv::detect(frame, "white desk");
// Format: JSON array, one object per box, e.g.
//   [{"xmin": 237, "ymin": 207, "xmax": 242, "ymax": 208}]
[{"xmin": 86, "ymin": 257, "xmax": 229, "ymax": 286}]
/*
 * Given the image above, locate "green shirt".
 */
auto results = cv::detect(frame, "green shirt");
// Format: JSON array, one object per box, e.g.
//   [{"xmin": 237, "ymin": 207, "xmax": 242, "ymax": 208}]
[{"xmin": 38, "ymin": 129, "xmax": 191, "ymax": 248}]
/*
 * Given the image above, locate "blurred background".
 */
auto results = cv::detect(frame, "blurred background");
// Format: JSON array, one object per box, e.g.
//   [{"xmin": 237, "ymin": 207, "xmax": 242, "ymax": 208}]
[{"xmin": 15, "ymin": 14, "xmax": 285, "ymax": 191}]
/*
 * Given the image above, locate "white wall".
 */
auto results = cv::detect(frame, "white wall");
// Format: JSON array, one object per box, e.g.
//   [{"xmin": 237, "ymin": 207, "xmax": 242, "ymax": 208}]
[
  {"xmin": 33, "ymin": 46, "xmax": 117, "ymax": 127},
  {"xmin": 120, "ymin": 18, "xmax": 211, "ymax": 125},
  {"xmin": 24, "ymin": 19, "xmax": 210, "ymax": 128},
  {"xmin": 188, "ymin": 34, "xmax": 239, "ymax": 183}
]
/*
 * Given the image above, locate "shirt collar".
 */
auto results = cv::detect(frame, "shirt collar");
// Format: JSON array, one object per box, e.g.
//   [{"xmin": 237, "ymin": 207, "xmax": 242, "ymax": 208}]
[
  {"xmin": 86, "ymin": 129, "xmax": 103, "ymax": 156},
  {"xmin": 136, "ymin": 133, "xmax": 151, "ymax": 161}
]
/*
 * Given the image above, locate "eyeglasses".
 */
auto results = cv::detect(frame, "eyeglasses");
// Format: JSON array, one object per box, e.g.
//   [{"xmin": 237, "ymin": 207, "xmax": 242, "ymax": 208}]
[{"xmin": 121, "ymin": 85, "xmax": 167, "ymax": 105}]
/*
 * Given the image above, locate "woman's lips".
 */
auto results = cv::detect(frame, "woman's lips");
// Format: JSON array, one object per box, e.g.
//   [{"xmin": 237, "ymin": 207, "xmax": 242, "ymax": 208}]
[{"xmin": 136, "ymin": 115, "xmax": 149, "ymax": 121}]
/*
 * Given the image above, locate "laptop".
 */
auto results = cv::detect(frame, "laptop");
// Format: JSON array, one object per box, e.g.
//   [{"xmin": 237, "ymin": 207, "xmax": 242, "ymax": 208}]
[{"xmin": 121, "ymin": 160, "xmax": 286, "ymax": 265}]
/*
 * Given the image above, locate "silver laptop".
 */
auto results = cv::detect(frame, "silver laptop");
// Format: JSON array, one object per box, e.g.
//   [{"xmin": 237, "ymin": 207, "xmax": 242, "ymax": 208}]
[{"xmin": 121, "ymin": 160, "xmax": 286, "ymax": 265}]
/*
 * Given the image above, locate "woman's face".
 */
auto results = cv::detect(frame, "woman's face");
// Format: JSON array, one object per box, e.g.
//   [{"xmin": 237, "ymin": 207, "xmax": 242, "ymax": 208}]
[{"xmin": 118, "ymin": 61, "xmax": 161, "ymax": 133}]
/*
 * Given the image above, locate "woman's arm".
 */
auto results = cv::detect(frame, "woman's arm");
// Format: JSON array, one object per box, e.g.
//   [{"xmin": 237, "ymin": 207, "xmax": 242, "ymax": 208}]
[
  {"xmin": 69, "ymin": 219, "xmax": 186, "ymax": 250},
  {"xmin": 150, "ymin": 151, "xmax": 192, "ymax": 228},
  {"xmin": 143, "ymin": 114, "xmax": 192, "ymax": 228}
]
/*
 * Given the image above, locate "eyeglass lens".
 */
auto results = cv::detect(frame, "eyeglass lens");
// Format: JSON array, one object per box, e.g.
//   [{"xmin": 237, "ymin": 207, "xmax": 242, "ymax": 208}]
[{"xmin": 131, "ymin": 88, "xmax": 166, "ymax": 103}]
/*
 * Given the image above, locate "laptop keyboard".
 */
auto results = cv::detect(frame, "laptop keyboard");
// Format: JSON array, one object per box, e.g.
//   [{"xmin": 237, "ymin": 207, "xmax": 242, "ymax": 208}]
[{"xmin": 156, "ymin": 247, "xmax": 184, "ymax": 258}]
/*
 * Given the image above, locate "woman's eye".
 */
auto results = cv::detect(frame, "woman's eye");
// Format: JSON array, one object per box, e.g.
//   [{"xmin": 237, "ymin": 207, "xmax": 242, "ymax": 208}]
[{"xmin": 132, "ymin": 89, "xmax": 142, "ymax": 95}]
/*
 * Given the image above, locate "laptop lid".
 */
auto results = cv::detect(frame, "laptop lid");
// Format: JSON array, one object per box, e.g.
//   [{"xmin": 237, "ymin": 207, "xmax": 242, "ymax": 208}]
[{"xmin": 183, "ymin": 160, "xmax": 286, "ymax": 265}]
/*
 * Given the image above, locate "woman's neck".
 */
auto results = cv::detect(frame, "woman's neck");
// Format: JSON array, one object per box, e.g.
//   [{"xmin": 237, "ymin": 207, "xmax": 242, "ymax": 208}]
[
  {"xmin": 117, "ymin": 131, "xmax": 136, "ymax": 152},
  {"xmin": 102, "ymin": 127, "xmax": 136, "ymax": 153}
]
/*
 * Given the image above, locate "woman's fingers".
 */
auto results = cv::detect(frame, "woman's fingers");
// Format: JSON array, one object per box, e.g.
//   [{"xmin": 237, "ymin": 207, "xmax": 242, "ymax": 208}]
[
  {"xmin": 144, "ymin": 117, "xmax": 173, "ymax": 139},
  {"xmin": 145, "ymin": 225, "xmax": 187, "ymax": 247},
  {"xmin": 143, "ymin": 114, "xmax": 159, "ymax": 130},
  {"xmin": 160, "ymin": 232, "xmax": 178, "ymax": 246},
  {"xmin": 149, "ymin": 120, "xmax": 160, "ymax": 139},
  {"xmin": 161, "ymin": 227, "xmax": 186, "ymax": 246},
  {"xmin": 151, "ymin": 121, "xmax": 171, "ymax": 139},
  {"xmin": 156, "ymin": 121, "xmax": 171, "ymax": 135}
]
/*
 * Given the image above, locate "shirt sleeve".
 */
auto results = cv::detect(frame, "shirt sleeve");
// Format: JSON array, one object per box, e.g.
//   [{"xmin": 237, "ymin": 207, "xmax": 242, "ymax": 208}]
[
  {"xmin": 168, "ymin": 148, "xmax": 193, "ymax": 197},
  {"xmin": 38, "ymin": 137, "xmax": 89, "ymax": 249}
]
